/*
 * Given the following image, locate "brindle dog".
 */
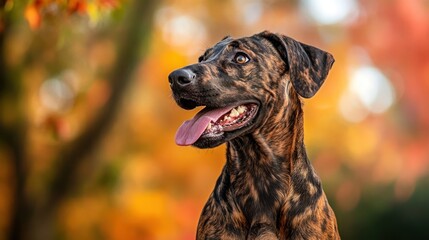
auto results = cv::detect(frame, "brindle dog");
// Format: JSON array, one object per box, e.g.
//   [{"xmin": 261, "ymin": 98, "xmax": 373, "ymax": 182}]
[{"xmin": 168, "ymin": 31, "xmax": 340, "ymax": 239}]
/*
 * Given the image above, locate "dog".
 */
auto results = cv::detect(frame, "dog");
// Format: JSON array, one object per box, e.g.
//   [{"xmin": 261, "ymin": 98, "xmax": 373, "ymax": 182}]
[{"xmin": 168, "ymin": 31, "xmax": 340, "ymax": 239}]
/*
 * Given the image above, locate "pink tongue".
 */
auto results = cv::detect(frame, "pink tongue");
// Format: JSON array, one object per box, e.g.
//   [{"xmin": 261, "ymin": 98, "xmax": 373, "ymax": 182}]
[{"xmin": 175, "ymin": 106, "xmax": 234, "ymax": 146}]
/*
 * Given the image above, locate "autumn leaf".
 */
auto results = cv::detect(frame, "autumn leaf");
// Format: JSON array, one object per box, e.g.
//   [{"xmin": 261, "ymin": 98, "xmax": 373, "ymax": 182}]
[
  {"xmin": 25, "ymin": 3, "xmax": 41, "ymax": 29},
  {"xmin": 68, "ymin": 0, "xmax": 87, "ymax": 14}
]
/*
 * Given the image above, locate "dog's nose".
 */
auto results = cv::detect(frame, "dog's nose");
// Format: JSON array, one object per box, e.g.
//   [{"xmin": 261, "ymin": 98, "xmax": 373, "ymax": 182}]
[{"xmin": 168, "ymin": 68, "xmax": 196, "ymax": 87}]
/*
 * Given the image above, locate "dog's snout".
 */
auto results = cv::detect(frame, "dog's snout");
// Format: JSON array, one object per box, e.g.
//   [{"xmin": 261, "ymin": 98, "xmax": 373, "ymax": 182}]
[{"xmin": 168, "ymin": 68, "xmax": 196, "ymax": 87}]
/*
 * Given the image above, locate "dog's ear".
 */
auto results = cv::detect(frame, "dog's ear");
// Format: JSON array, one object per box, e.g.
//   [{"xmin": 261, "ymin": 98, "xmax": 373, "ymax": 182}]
[
  {"xmin": 258, "ymin": 31, "xmax": 334, "ymax": 98},
  {"xmin": 221, "ymin": 35, "xmax": 232, "ymax": 41},
  {"xmin": 199, "ymin": 36, "xmax": 233, "ymax": 62}
]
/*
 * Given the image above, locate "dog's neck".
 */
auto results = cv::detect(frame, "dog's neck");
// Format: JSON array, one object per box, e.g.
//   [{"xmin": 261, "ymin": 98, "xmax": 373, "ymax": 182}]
[{"xmin": 222, "ymin": 98, "xmax": 323, "ymax": 224}]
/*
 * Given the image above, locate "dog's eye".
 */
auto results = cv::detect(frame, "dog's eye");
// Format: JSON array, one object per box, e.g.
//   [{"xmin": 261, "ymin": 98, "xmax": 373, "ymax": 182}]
[{"xmin": 233, "ymin": 53, "xmax": 250, "ymax": 64}]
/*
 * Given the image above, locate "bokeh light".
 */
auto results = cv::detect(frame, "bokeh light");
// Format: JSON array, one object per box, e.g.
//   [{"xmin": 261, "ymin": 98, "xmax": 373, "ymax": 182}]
[
  {"xmin": 39, "ymin": 76, "xmax": 75, "ymax": 113},
  {"xmin": 340, "ymin": 65, "xmax": 395, "ymax": 122},
  {"xmin": 156, "ymin": 6, "xmax": 207, "ymax": 55},
  {"xmin": 350, "ymin": 66, "xmax": 395, "ymax": 114},
  {"xmin": 300, "ymin": 0, "xmax": 359, "ymax": 25}
]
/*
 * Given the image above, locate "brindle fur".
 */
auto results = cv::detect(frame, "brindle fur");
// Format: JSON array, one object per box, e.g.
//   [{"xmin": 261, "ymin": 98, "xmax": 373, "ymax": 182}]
[{"xmin": 168, "ymin": 31, "xmax": 340, "ymax": 239}]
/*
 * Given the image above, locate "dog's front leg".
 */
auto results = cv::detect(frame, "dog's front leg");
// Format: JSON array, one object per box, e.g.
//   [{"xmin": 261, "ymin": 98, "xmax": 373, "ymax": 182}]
[{"xmin": 197, "ymin": 195, "xmax": 247, "ymax": 239}]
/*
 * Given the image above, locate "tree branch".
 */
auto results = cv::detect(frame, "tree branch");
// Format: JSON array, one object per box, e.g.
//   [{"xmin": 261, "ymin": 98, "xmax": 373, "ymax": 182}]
[
  {"xmin": 1, "ymin": 5, "xmax": 30, "ymax": 240},
  {"xmin": 49, "ymin": 0, "xmax": 157, "ymax": 207}
]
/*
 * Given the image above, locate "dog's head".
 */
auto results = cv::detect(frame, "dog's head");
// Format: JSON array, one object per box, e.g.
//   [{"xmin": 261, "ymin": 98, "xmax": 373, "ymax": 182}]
[{"xmin": 169, "ymin": 31, "xmax": 334, "ymax": 148}]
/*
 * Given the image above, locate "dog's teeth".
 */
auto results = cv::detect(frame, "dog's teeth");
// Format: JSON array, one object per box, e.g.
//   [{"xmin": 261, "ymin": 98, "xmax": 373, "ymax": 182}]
[
  {"xmin": 224, "ymin": 116, "xmax": 231, "ymax": 121},
  {"xmin": 230, "ymin": 108, "xmax": 239, "ymax": 117},
  {"xmin": 207, "ymin": 122, "xmax": 212, "ymax": 130},
  {"xmin": 237, "ymin": 106, "xmax": 246, "ymax": 114}
]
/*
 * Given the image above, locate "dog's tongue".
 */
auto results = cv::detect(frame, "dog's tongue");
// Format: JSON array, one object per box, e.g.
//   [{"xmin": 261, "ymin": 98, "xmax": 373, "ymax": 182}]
[{"xmin": 175, "ymin": 106, "xmax": 234, "ymax": 146}]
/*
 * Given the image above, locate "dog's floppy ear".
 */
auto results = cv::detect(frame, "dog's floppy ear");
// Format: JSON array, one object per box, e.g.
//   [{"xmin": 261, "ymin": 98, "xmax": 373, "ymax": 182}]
[{"xmin": 258, "ymin": 31, "xmax": 334, "ymax": 98}]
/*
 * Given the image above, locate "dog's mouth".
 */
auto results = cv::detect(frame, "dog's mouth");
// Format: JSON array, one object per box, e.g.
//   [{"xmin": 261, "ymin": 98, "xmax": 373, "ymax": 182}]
[
  {"xmin": 175, "ymin": 102, "xmax": 259, "ymax": 146},
  {"xmin": 178, "ymin": 98, "xmax": 199, "ymax": 110}
]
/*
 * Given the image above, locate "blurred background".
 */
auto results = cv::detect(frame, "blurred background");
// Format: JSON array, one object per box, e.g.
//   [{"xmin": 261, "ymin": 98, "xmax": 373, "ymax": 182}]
[{"xmin": 1, "ymin": 0, "xmax": 429, "ymax": 239}]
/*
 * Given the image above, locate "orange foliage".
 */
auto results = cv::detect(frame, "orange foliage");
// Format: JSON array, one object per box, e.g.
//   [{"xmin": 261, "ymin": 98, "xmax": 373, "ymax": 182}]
[
  {"xmin": 24, "ymin": 0, "xmax": 122, "ymax": 29},
  {"xmin": 24, "ymin": 3, "xmax": 41, "ymax": 29}
]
